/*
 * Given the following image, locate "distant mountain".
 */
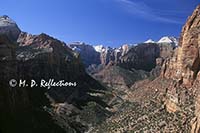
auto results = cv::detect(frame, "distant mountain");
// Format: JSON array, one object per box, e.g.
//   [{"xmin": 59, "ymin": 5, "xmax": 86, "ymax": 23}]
[
  {"xmin": 144, "ymin": 39, "xmax": 156, "ymax": 43},
  {"xmin": 93, "ymin": 45, "xmax": 105, "ymax": 53},
  {"xmin": 69, "ymin": 43, "xmax": 130, "ymax": 73},
  {"xmin": 68, "ymin": 37, "xmax": 177, "ymax": 75},
  {"xmin": 69, "ymin": 42, "xmax": 101, "ymax": 67},
  {"xmin": 119, "ymin": 43, "xmax": 161, "ymax": 71},
  {"xmin": 158, "ymin": 36, "xmax": 178, "ymax": 46},
  {"xmin": 144, "ymin": 36, "xmax": 178, "ymax": 46}
]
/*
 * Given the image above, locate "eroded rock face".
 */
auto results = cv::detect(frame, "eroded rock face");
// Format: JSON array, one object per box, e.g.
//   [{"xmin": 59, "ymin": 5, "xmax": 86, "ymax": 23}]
[
  {"xmin": 162, "ymin": 5, "xmax": 200, "ymax": 87},
  {"xmin": 0, "ymin": 34, "xmax": 67, "ymax": 133},
  {"xmin": 93, "ymin": 44, "xmax": 130, "ymax": 66},
  {"xmin": 0, "ymin": 31, "xmax": 110, "ymax": 132},
  {"xmin": 160, "ymin": 5, "xmax": 200, "ymax": 133},
  {"xmin": 119, "ymin": 43, "xmax": 160, "ymax": 71}
]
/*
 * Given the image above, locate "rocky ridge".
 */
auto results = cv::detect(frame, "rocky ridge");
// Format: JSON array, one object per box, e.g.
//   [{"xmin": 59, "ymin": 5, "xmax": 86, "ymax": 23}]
[
  {"xmin": 69, "ymin": 37, "xmax": 177, "ymax": 75},
  {"xmin": 0, "ymin": 16, "xmax": 112, "ymax": 133}
]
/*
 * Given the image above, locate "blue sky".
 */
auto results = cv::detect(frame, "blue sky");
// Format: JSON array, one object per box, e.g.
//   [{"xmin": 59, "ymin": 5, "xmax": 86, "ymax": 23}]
[{"xmin": 0, "ymin": 0, "xmax": 199, "ymax": 47}]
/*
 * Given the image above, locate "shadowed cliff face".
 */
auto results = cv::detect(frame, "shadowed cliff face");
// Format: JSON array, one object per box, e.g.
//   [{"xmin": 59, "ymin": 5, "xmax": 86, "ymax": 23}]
[
  {"xmin": 119, "ymin": 43, "xmax": 160, "ymax": 71},
  {"xmin": 69, "ymin": 43, "xmax": 101, "ymax": 67},
  {"xmin": 0, "ymin": 30, "xmax": 111, "ymax": 132},
  {"xmin": 0, "ymin": 35, "xmax": 67, "ymax": 133}
]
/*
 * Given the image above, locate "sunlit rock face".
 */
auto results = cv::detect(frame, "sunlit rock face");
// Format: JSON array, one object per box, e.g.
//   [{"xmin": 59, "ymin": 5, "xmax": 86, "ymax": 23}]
[
  {"xmin": 162, "ymin": 5, "xmax": 200, "ymax": 88},
  {"xmin": 157, "ymin": 5, "xmax": 200, "ymax": 133}
]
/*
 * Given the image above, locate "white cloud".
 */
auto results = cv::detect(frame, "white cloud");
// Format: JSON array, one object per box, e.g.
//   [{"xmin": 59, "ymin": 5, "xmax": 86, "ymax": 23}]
[{"xmin": 115, "ymin": 0, "xmax": 185, "ymax": 24}]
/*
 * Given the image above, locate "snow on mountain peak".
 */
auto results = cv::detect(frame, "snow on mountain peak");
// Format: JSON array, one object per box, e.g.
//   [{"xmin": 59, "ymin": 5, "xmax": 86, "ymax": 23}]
[
  {"xmin": 158, "ymin": 36, "xmax": 178, "ymax": 46},
  {"xmin": 144, "ymin": 39, "xmax": 156, "ymax": 43},
  {"xmin": 71, "ymin": 46, "xmax": 81, "ymax": 52},
  {"xmin": 93, "ymin": 45, "xmax": 105, "ymax": 53}
]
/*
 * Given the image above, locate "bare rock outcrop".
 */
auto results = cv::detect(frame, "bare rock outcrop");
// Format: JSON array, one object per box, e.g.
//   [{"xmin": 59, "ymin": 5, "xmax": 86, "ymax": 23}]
[
  {"xmin": 162, "ymin": 5, "xmax": 200, "ymax": 87},
  {"xmin": 119, "ymin": 43, "xmax": 160, "ymax": 71},
  {"xmin": 160, "ymin": 5, "xmax": 200, "ymax": 133},
  {"xmin": 0, "ymin": 15, "xmax": 21, "ymax": 41}
]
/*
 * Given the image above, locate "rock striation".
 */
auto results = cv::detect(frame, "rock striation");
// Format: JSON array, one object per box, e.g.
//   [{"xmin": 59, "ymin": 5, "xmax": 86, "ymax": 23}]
[
  {"xmin": 119, "ymin": 43, "xmax": 160, "ymax": 71},
  {"xmin": 162, "ymin": 5, "xmax": 200, "ymax": 88}
]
